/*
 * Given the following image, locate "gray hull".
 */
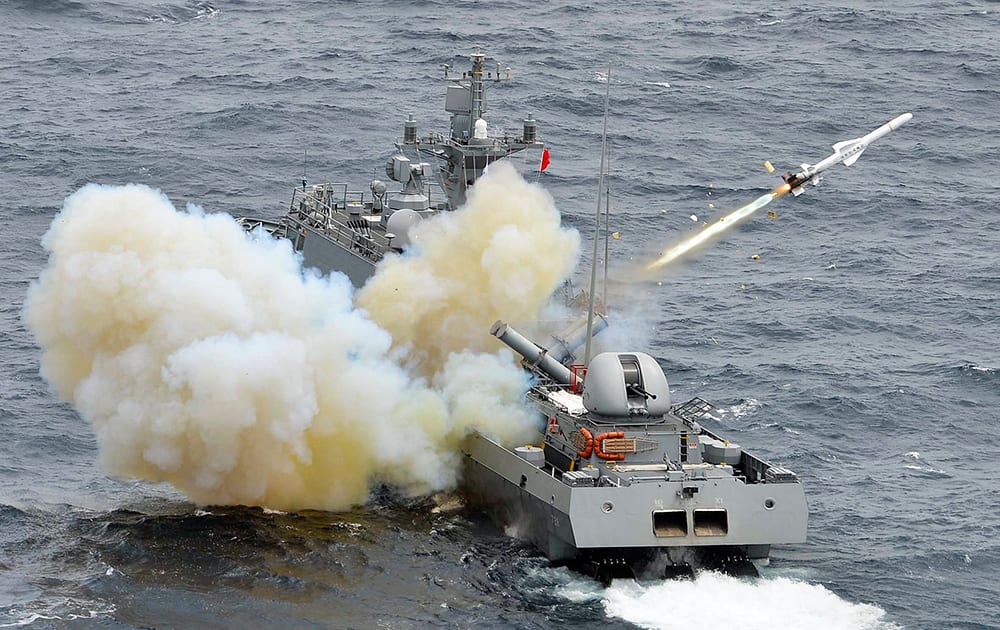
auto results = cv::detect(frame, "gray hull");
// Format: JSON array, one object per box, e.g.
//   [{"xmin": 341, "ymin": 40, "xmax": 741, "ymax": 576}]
[
  {"xmin": 300, "ymin": 225, "xmax": 376, "ymax": 287},
  {"xmin": 462, "ymin": 432, "xmax": 806, "ymax": 568}
]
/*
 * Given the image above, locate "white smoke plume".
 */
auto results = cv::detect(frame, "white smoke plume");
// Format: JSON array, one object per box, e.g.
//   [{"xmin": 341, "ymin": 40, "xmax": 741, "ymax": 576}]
[
  {"xmin": 25, "ymin": 166, "xmax": 577, "ymax": 511},
  {"xmin": 358, "ymin": 161, "xmax": 580, "ymax": 376}
]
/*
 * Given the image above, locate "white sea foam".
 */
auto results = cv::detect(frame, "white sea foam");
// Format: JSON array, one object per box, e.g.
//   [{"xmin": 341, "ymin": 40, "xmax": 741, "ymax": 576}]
[
  {"xmin": 901, "ymin": 451, "xmax": 949, "ymax": 477},
  {"xmin": 712, "ymin": 398, "xmax": 763, "ymax": 420},
  {"xmin": 902, "ymin": 464, "xmax": 950, "ymax": 477},
  {"xmin": 0, "ymin": 600, "xmax": 116, "ymax": 628},
  {"xmin": 593, "ymin": 572, "xmax": 899, "ymax": 630}
]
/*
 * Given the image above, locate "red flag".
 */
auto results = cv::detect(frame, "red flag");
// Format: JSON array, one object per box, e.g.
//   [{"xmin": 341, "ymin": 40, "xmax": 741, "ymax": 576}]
[{"xmin": 540, "ymin": 148, "xmax": 551, "ymax": 172}]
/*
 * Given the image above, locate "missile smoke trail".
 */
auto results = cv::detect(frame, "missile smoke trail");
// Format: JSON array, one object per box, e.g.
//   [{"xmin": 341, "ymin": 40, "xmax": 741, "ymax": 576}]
[
  {"xmin": 645, "ymin": 183, "xmax": 790, "ymax": 273},
  {"xmin": 24, "ymin": 163, "xmax": 578, "ymax": 510}
]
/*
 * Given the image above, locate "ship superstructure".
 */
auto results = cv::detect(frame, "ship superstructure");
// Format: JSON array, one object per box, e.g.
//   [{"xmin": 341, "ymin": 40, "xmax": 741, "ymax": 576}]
[{"xmin": 239, "ymin": 49, "xmax": 543, "ymax": 287}]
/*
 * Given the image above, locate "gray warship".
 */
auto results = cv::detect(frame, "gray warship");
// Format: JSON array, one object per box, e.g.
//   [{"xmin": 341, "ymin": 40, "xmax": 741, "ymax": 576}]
[
  {"xmin": 239, "ymin": 49, "xmax": 543, "ymax": 287},
  {"xmin": 240, "ymin": 50, "xmax": 808, "ymax": 579}
]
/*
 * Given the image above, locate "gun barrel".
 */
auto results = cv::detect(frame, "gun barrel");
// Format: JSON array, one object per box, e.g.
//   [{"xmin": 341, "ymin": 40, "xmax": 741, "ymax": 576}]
[{"xmin": 627, "ymin": 383, "xmax": 657, "ymax": 400}]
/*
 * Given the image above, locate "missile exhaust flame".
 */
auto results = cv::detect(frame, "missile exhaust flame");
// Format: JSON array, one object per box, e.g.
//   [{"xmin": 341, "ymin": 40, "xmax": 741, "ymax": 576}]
[{"xmin": 645, "ymin": 183, "xmax": 790, "ymax": 273}]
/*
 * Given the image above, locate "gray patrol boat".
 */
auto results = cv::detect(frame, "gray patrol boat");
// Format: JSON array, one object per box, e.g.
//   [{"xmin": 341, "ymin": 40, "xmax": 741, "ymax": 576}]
[
  {"xmin": 241, "ymin": 50, "xmax": 807, "ymax": 579},
  {"xmin": 473, "ymin": 319, "xmax": 806, "ymax": 579}
]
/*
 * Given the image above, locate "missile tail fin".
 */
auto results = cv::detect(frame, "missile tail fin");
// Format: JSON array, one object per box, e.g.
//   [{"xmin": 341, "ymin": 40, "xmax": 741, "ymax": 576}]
[
  {"xmin": 842, "ymin": 146, "xmax": 866, "ymax": 166},
  {"xmin": 832, "ymin": 138, "xmax": 862, "ymax": 153}
]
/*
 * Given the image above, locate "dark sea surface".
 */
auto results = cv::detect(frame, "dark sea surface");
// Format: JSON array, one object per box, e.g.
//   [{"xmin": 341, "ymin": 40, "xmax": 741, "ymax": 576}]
[{"xmin": 2, "ymin": 1, "xmax": 999, "ymax": 628}]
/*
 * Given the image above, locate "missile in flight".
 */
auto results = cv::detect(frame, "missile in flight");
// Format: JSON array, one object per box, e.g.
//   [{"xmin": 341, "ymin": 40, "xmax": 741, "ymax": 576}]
[{"xmin": 781, "ymin": 112, "xmax": 912, "ymax": 196}]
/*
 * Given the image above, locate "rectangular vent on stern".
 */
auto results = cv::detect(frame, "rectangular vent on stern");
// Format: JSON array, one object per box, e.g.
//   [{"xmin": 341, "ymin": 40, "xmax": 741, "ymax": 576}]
[
  {"xmin": 652, "ymin": 510, "xmax": 688, "ymax": 537},
  {"xmin": 693, "ymin": 509, "xmax": 728, "ymax": 536}
]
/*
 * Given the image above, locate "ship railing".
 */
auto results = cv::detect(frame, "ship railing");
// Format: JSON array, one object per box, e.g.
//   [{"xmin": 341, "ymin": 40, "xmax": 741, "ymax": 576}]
[
  {"xmin": 418, "ymin": 132, "xmax": 542, "ymax": 152},
  {"xmin": 286, "ymin": 214, "xmax": 388, "ymax": 263},
  {"xmin": 672, "ymin": 397, "xmax": 713, "ymax": 425},
  {"xmin": 235, "ymin": 217, "xmax": 287, "ymax": 239},
  {"xmin": 602, "ymin": 475, "xmax": 623, "ymax": 487},
  {"xmin": 693, "ymin": 423, "xmax": 792, "ymax": 484},
  {"xmin": 290, "ymin": 183, "xmax": 368, "ymax": 218},
  {"xmin": 287, "ymin": 185, "xmax": 391, "ymax": 262},
  {"xmin": 740, "ymin": 450, "xmax": 780, "ymax": 484}
]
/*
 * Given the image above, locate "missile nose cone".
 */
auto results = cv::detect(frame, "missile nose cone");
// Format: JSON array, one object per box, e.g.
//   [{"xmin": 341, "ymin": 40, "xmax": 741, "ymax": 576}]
[{"xmin": 889, "ymin": 113, "xmax": 913, "ymax": 130}]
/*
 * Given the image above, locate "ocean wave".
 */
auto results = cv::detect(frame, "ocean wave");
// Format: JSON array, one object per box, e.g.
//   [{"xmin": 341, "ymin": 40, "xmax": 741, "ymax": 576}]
[
  {"xmin": 745, "ymin": 420, "xmax": 801, "ymax": 435},
  {"xmin": 143, "ymin": 2, "xmax": 219, "ymax": 24},
  {"xmin": 5, "ymin": 0, "xmax": 92, "ymax": 15},
  {"xmin": 684, "ymin": 55, "xmax": 746, "ymax": 75},
  {"xmin": 901, "ymin": 451, "xmax": 951, "ymax": 478},
  {"xmin": 957, "ymin": 363, "xmax": 997, "ymax": 376}
]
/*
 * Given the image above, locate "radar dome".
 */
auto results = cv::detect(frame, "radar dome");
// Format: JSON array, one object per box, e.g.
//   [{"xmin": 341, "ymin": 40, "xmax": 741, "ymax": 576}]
[
  {"xmin": 384, "ymin": 209, "xmax": 422, "ymax": 249},
  {"xmin": 474, "ymin": 118, "xmax": 488, "ymax": 139}
]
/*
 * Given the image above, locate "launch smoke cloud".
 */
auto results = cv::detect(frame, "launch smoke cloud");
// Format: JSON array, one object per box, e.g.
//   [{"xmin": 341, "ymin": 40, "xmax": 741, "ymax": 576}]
[
  {"xmin": 359, "ymin": 162, "xmax": 579, "ymax": 376},
  {"xmin": 25, "ymin": 163, "xmax": 578, "ymax": 511}
]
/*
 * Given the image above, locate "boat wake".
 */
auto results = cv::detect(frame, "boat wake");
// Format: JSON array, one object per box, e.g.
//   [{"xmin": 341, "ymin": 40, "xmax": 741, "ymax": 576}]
[{"xmin": 556, "ymin": 569, "xmax": 900, "ymax": 630}]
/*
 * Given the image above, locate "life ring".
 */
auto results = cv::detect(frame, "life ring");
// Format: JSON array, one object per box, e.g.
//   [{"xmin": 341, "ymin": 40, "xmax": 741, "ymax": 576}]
[
  {"xmin": 577, "ymin": 427, "xmax": 594, "ymax": 458},
  {"xmin": 595, "ymin": 431, "xmax": 626, "ymax": 461}
]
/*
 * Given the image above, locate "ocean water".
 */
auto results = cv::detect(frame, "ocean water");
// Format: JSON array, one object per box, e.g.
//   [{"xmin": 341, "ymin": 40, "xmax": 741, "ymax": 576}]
[{"xmin": 2, "ymin": 1, "xmax": 999, "ymax": 628}]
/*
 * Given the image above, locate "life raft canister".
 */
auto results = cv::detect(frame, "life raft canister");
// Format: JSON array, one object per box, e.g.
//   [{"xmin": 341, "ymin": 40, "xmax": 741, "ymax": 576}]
[{"xmin": 594, "ymin": 431, "xmax": 626, "ymax": 461}]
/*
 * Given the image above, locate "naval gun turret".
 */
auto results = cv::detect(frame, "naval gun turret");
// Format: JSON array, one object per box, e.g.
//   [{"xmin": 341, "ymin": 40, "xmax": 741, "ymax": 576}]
[{"xmin": 582, "ymin": 352, "xmax": 671, "ymax": 418}]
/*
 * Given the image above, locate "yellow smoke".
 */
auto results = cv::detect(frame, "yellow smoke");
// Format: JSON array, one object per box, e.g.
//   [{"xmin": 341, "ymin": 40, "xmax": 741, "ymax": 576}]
[
  {"xmin": 24, "ymin": 170, "xmax": 574, "ymax": 511},
  {"xmin": 358, "ymin": 161, "xmax": 580, "ymax": 376}
]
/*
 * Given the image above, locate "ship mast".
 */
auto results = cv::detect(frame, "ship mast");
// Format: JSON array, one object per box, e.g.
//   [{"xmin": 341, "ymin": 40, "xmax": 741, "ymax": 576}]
[
  {"xmin": 399, "ymin": 49, "xmax": 543, "ymax": 211},
  {"xmin": 585, "ymin": 66, "xmax": 612, "ymax": 365}
]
